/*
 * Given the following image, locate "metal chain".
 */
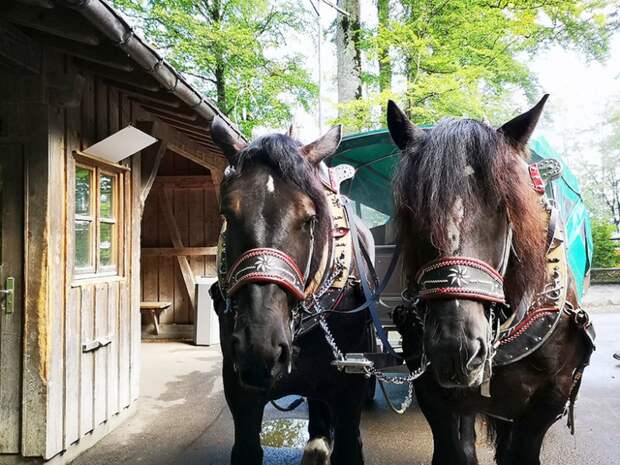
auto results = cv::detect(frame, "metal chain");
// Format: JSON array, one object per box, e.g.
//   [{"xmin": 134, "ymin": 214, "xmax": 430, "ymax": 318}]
[{"xmin": 315, "ymin": 291, "xmax": 428, "ymax": 415}]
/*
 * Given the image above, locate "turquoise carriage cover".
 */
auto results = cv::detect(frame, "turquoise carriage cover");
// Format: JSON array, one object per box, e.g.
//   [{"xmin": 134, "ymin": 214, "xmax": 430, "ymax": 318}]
[{"xmin": 330, "ymin": 130, "xmax": 593, "ymax": 302}]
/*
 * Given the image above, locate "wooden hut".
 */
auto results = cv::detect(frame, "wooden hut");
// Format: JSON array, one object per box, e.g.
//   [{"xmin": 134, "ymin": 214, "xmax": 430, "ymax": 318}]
[{"xmin": 0, "ymin": 1, "xmax": 236, "ymax": 463}]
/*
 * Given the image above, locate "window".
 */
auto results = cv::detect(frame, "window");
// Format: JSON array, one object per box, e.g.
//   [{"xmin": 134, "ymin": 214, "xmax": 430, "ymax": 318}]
[{"xmin": 74, "ymin": 164, "xmax": 120, "ymax": 277}]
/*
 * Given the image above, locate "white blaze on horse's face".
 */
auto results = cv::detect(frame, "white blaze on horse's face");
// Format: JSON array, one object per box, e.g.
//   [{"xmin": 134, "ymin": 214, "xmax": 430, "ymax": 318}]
[
  {"xmin": 266, "ymin": 175, "xmax": 275, "ymax": 193},
  {"xmin": 447, "ymin": 197, "xmax": 464, "ymax": 254}
]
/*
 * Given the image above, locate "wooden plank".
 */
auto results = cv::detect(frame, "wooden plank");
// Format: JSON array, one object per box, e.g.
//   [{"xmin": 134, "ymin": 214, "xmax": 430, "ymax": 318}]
[
  {"xmin": 107, "ymin": 281, "xmax": 119, "ymax": 418},
  {"xmin": 21, "ymin": 100, "xmax": 49, "ymax": 457},
  {"xmin": 80, "ymin": 284, "xmax": 95, "ymax": 436},
  {"xmin": 64, "ymin": 85, "xmax": 81, "ymax": 448},
  {"xmin": 118, "ymin": 282, "xmax": 130, "ymax": 408},
  {"xmin": 138, "ymin": 123, "xmax": 167, "ymax": 205},
  {"xmin": 64, "ymin": 287, "xmax": 80, "ymax": 447},
  {"xmin": 141, "ymin": 247, "xmax": 217, "ymax": 257},
  {"xmin": 159, "ymin": 189, "xmax": 196, "ymax": 310},
  {"xmin": 141, "ymin": 185, "xmax": 158, "ymax": 331},
  {"xmin": 174, "ymin": 169, "xmax": 190, "ymax": 323},
  {"xmin": 94, "ymin": 283, "xmax": 108, "ymax": 426},
  {"xmin": 33, "ymin": 33, "xmax": 134, "ymax": 72},
  {"xmin": 188, "ymin": 188, "xmax": 205, "ymax": 323},
  {"xmin": 45, "ymin": 90, "xmax": 66, "ymax": 458},
  {"xmin": 151, "ymin": 175, "xmax": 215, "ymax": 191},
  {"xmin": 0, "ymin": 19, "xmax": 42, "ymax": 74},
  {"xmin": 109, "ymin": 83, "xmax": 181, "ymax": 108},
  {"xmin": 77, "ymin": 61, "xmax": 160, "ymax": 93},
  {"xmin": 0, "ymin": 144, "xmax": 24, "ymax": 453},
  {"xmin": 4, "ymin": 4, "xmax": 102, "ymax": 45},
  {"xmin": 151, "ymin": 121, "xmax": 226, "ymax": 173},
  {"xmin": 130, "ymin": 154, "xmax": 142, "ymax": 401},
  {"xmin": 81, "ymin": 73, "xmax": 96, "ymax": 150}
]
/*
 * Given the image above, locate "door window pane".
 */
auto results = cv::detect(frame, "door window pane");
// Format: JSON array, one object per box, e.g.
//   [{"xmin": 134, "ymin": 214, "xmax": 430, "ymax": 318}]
[
  {"xmin": 75, "ymin": 220, "xmax": 92, "ymax": 268},
  {"xmin": 75, "ymin": 167, "xmax": 92, "ymax": 215},
  {"xmin": 99, "ymin": 174, "xmax": 114, "ymax": 219},
  {"xmin": 99, "ymin": 222, "xmax": 114, "ymax": 267}
]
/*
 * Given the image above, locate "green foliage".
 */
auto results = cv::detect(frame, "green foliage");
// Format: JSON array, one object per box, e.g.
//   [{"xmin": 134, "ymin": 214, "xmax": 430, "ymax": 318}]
[
  {"xmin": 111, "ymin": 0, "xmax": 317, "ymax": 136},
  {"xmin": 576, "ymin": 94, "xmax": 620, "ymax": 227},
  {"xmin": 591, "ymin": 219, "xmax": 619, "ymax": 268},
  {"xmin": 335, "ymin": 0, "xmax": 618, "ymax": 128}
]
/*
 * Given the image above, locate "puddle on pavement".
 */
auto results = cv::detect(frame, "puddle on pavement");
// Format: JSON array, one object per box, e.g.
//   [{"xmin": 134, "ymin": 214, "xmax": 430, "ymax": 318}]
[{"xmin": 260, "ymin": 418, "xmax": 309, "ymax": 448}]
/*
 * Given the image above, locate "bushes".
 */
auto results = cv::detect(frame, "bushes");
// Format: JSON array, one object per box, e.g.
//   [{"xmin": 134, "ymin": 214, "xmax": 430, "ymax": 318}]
[{"xmin": 591, "ymin": 219, "xmax": 619, "ymax": 268}]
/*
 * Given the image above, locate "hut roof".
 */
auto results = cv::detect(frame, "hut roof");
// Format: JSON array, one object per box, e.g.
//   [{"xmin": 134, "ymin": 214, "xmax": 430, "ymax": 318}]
[{"xmin": 1, "ymin": 0, "xmax": 243, "ymax": 159}]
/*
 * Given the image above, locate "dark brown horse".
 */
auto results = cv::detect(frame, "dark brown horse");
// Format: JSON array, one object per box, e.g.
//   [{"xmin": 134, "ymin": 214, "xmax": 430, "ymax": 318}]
[
  {"xmin": 210, "ymin": 119, "xmax": 374, "ymax": 465},
  {"xmin": 387, "ymin": 97, "xmax": 594, "ymax": 465}
]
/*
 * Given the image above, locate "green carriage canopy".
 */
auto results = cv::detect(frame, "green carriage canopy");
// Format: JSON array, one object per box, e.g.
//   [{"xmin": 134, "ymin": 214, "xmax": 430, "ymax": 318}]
[{"xmin": 329, "ymin": 129, "xmax": 593, "ymax": 301}]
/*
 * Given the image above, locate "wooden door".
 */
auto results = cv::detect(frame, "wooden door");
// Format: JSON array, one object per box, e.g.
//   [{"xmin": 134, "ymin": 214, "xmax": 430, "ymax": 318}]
[{"xmin": 0, "ymin": 144, "xmax": 24, "ymax": 453}]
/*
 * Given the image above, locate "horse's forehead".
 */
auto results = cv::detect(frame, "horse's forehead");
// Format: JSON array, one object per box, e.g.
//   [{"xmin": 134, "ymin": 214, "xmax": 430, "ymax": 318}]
[{"xmin": 224, "ymin": 166, "xmax": 313, "ymax": 217}]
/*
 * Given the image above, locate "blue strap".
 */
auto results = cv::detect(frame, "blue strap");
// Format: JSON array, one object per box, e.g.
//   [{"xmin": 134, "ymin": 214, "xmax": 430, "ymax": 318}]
[{"xmin": 342, "ymin": 198, "xmax": 402, "ymax": 360}]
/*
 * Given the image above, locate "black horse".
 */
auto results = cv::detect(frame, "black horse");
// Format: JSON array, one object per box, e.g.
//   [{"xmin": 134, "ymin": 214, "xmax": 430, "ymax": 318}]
[
  {"xmin": 387, "ymin": 97, "xmax": 594, "ymax": 465},
  {"xmin": 209, "ymin": 119, "xmax": 374, "ymax": 465}
]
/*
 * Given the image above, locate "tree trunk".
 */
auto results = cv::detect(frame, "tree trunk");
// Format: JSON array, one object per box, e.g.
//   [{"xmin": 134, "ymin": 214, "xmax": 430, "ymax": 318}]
[
  {"xmin": 336, "ymin": 0, "xmax": 362, "ymax": 122},
  {"xmin": 377, "ymin": 0, "xmax": 391, "ymax": 94},
  {"xmin": 215, "ymin": 62, "xmax": 226, "ymax": 112}
]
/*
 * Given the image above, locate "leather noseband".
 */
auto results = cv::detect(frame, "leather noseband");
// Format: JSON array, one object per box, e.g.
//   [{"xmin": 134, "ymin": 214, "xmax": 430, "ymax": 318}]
[
  {"xmin": 225, "ymin": 248, "xmax": 307, "ymax": 301},
  {"xmin": 415, "ymin": 256, "xmax": 505, "ymax": 304}
]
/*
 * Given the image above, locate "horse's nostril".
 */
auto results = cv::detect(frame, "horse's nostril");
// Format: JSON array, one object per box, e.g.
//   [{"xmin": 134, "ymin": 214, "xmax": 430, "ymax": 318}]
[
  {"xmin": 466, "ymin": 338, "xmax": 486, "ymax": 371},
  {"xmin": 277, "ymin": 343, "xmax": 290, "ymax": 366}
]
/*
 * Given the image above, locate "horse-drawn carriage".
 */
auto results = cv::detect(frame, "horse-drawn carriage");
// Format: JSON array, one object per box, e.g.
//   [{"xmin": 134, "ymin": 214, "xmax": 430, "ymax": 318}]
[
  {"xmin": 210, "ymin": 97, "xmax": 596, "ymax": 465},
  {"xmin": 330, "ymin": 129, "xmax": 594, "ymax": 338}
]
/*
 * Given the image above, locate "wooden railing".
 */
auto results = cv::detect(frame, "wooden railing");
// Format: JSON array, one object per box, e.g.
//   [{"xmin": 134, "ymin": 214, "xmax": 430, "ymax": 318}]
[{"xmin": 591, "ymin": 268, "xmax": 620, "ymax": 284}]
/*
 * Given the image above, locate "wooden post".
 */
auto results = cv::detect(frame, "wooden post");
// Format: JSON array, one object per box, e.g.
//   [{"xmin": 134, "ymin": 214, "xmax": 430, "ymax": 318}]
[{"xmin": 158, "ymin": 190, "xmax": 196, "ymax": 309}]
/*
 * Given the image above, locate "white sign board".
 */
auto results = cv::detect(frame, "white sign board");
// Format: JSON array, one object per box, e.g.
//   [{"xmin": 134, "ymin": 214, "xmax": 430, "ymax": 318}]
[{"xmin": 84, "ymin": 125, "xmax": 158, "ymax": 163}]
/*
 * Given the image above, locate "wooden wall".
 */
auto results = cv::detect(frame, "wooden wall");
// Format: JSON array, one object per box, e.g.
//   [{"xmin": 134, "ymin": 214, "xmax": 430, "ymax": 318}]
[
  {"xmin": 140, "ymin": 151, "xmax": 220, "ymax": 326},
  {"xmin": 43, "ymin": 53, "xmax": 142, "ymax": 460}
]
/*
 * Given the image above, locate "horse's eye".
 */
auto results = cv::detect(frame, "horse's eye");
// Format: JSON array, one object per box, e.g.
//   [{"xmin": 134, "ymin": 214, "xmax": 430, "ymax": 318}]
[{"xmin": 303, "ymin": 215, "xmax": 317, "ymax": 231}]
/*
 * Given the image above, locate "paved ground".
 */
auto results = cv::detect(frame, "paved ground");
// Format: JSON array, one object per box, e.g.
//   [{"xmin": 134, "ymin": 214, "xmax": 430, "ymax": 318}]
[{"xmin": 71, "ymin": 288, "xmax": 620, "ymax": 465}]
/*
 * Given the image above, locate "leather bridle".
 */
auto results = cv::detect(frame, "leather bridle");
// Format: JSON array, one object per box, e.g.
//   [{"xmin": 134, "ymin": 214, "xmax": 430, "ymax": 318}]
[
  {"xmin": 414, "ymin": 222, "xmax": 513, "ymax": 305},
  {"xmin": 219, "ymin": 218, "xmax": 317, "ymax": 302}
]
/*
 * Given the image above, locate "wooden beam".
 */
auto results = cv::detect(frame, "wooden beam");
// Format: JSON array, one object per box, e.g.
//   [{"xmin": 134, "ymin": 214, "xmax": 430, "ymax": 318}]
[
  {"xmin": 158, "ymin": 190, "xmax": 196, "ymax": 309},
  {"xmin": 16, "ymin": 0, "xmax": 54, "ymax": 8},
  {"xmin": 211, "ymin": 169, "xmax": 224, "ymax": 203},
  {"xmin": 0, "ymin": 19, "xmax": 42, "ymax": 74},
  {"xmin": 151, "ymin": 175, "xmax": 215, "ymax": 191},
  {"xmin": 110, "ymin": 83, "xmax": 181, "ymax": 108},
  {"xmin": 140, "ymin": 103, "xmax": 199, "ymax": 122},
  {"xmin": 30, "ymin": 32, "xmax": 135, "ymax": 72},
  {"xmin": 76, "ymin": 61, "xmax": 161, "ymax": 92},
  {"xmin": 151, "ymin": 121, "xmax": 226, "ymax": 172},
  {"xmin": 156, "ymin": 118, "xmax": 210, "ymax": 138},
  {"xmin": 141, "ymin": 247, "xmax": 217, "ymax": 257},
  {"xmin": 154, "ymin": 115, "xmax": 211, "ymax": 134},
  {"xmin": 137, "ymin": 121, "xmax": 167, "ymax": 206},
  {"xmin": 4, "ymin": 4, "xmax": 101, "ymax": 45}
]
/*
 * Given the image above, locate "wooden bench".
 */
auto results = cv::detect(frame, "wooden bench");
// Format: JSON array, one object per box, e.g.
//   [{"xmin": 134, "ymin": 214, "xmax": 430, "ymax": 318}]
[{"xmin": 140, "ymin": 301, "xmax": 172, "ymax": 335}]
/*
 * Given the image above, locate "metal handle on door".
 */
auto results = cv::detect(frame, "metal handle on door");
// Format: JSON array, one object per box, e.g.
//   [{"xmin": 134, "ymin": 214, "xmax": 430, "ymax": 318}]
[{"xmin": 0, "ymin": 277, "xmax": 15, "ymax": 314}]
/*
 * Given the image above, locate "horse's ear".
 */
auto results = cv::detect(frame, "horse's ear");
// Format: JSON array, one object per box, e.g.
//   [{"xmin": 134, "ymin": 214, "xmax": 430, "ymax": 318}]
[
  {"xmin": 301, "ymin": 125, "xmax": 342, "ymax": 164},
  {"xmin": 498, "ymin": 94, "xmax": 549, "ymax": 148},
  {"xmin": 210, "ymin": 116, "xmax": 246, "ymax": 164},
  {"xmin": 387, "ymin": 100, "xmax": 425, "ymax": 151},
  {"xmin": 286, "ymin": 124, "xmax": 298, "ymax": 140}
]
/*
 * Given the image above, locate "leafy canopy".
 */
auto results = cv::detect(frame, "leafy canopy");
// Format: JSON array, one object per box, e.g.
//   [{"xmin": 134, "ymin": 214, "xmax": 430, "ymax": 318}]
[
  {"xmin": 336, "ymin": 0, "xmax": 618, "ymax": 130},
  {"xmin": 112, "ymin": 0, "xmax": 317, "ymax": 136}
]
